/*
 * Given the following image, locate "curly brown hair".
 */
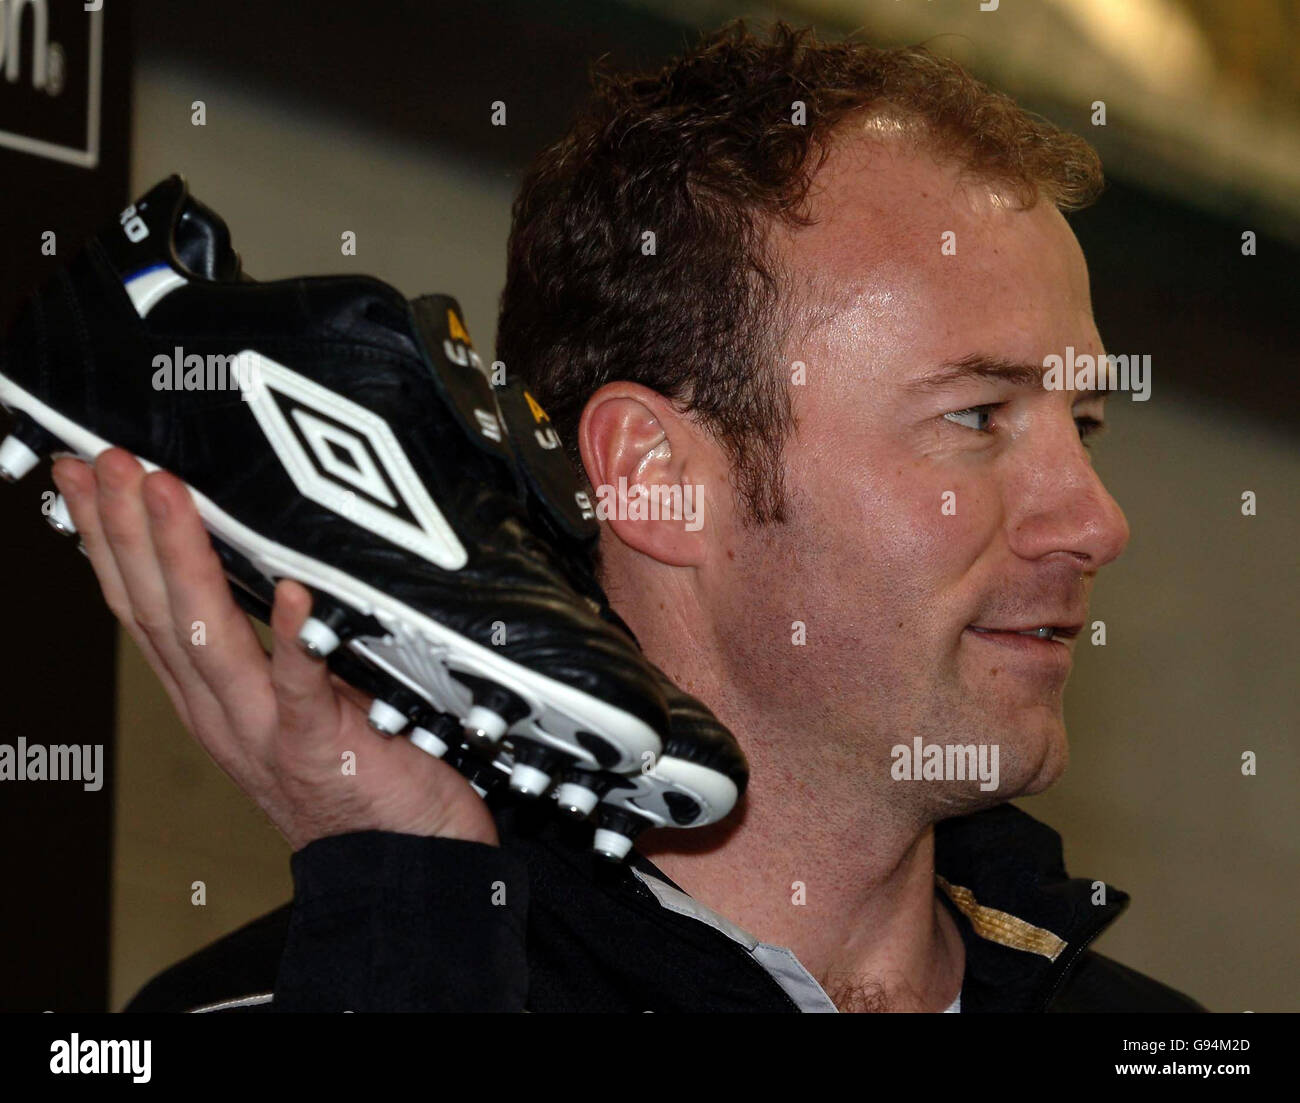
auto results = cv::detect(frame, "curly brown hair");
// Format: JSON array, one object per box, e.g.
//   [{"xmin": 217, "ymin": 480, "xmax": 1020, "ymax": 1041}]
[{"xmin": 497, "ymin": 19, "xmax": 1102, "ymax": 527}]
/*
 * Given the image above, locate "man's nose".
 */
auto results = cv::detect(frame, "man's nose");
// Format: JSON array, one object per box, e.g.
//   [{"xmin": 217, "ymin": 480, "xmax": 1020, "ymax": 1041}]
[{"xmin": 1006, "ymin": 425, "xmax": 1131, "ymax": 570}]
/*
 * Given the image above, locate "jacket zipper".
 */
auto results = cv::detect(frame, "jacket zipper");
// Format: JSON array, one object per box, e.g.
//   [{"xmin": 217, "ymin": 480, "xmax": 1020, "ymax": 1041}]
[{"xmin": 1037, "ymin": 920, "xmax": 1110, "ymax": 1009}]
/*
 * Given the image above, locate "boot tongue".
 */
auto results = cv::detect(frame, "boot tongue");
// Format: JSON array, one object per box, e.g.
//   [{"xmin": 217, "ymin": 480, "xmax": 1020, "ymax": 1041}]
[
  {"xmin": 409, "ymin": 294, "xmax": 600, "ymax": 559},
  {"xmin": 491, "ymin": 375, "xmax": 600, "ymax": 552},
  {"xmin": 172, "ymin": 193, "xmax": 241, "ymax": 280}
]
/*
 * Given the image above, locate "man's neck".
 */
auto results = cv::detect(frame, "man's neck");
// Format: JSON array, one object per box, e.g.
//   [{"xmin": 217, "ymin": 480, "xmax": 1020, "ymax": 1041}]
[{"xmin": 638, "ymin": 750, "xmax": 965, "ymax": 1012}]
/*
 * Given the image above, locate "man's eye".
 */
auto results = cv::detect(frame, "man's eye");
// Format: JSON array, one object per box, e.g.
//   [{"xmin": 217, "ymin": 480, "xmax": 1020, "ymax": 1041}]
[
  {"xmin": 943, "ymin": 405, "xmax": 995, "ymax": 432},
  {"xmin": 1076, "ymin": 415, "xmax": 1105, "ymax": 449}
]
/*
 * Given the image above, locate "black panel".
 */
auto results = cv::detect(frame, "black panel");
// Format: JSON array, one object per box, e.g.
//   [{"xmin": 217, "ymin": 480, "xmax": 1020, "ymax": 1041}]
[{"xmin": 0, "ymin": 2, "xmax": 132, "ymax": 1012}]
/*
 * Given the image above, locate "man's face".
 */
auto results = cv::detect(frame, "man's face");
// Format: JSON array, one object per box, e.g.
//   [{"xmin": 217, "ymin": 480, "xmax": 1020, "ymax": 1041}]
[{"xmin": 696, "ymin": 134, "xmax": 1129, "ymax": 813}]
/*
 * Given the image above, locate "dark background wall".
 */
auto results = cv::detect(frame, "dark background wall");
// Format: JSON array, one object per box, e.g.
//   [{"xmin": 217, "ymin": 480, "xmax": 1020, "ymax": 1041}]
[{"xmin": 0, "ymin": 0, "xmax": 131, "ymax": 1012}]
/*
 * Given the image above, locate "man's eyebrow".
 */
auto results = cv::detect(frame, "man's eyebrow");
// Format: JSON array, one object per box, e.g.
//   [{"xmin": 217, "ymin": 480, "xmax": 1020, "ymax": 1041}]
[
  {"xmin": 906, "ymin": 354, "xmax": 1047, "ymax": 392},
  {"xmin": 905, "ymin": 353, "xmax": 1116, "ymax": 395}
]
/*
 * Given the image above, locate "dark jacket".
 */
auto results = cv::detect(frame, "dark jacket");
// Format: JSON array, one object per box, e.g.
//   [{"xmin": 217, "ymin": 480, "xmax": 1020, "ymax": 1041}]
[{"xmin": 124, "ymin": 802, "xmax": 1204, "ymax": 1013}]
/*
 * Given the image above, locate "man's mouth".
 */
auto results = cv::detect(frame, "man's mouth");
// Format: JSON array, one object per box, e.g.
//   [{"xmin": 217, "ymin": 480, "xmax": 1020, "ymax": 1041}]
[
  {"xmin": 963, "ymin": 622, "xmax": 1080, "ymax": 677},
  {"xmin": 966, "ymin": 624, "xmax": 1082, "ymax": 642}
]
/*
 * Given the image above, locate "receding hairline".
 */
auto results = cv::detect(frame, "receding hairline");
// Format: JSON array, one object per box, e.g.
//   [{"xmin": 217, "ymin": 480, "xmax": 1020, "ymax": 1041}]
[{"xmin": 815, "ymin": 103, "xmax": 1093, "ymax": 215}]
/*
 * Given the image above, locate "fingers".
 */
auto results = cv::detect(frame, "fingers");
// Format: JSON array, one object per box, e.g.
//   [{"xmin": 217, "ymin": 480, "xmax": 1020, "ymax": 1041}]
[
  {"xmin": 269, "ymin": 579, "xmax": 343, "ymax": 758},
  {"xmin": 55, "ymin": 450, "xmax": 273, "ymax": 785},
  {"xmin": 95, "ymin": 454, "xmax": 232, "ymax": 747},
  {"xmin": 52, "ymin": 457, "xmax": 127, "ymax": 616},
  {"xmin": 94, "ymin": 449, "xmax": 189, "ymax": 647},
  {"xmin": 142, "ymin": 467, "xmax": 275, "ymax": 736},
  {"xmin": 52, "ymin": 455, "xmax": 194, "ymax": 729}
]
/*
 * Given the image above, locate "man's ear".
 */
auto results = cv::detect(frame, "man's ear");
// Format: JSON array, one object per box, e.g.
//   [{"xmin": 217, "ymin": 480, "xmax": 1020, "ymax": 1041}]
[{"xmin": 578, "ymin": 382, "xmax": 713, "ymax": 567}]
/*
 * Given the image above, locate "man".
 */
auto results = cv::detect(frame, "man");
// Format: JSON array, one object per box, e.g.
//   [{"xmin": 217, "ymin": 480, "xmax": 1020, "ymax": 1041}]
[{"xmin": 59, "ymin": 22, "xmax": 1201, "ymax": 1011}]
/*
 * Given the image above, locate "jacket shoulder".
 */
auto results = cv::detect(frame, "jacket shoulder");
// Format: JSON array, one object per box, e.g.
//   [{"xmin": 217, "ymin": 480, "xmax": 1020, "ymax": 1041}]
[
  {"xmin": 122, "ymin": 903, "xmax": 292, "ymax": 1013},
  {"xmin": 1048, "ymin": 950, "xmax": 1207, "ymax": 1012}
]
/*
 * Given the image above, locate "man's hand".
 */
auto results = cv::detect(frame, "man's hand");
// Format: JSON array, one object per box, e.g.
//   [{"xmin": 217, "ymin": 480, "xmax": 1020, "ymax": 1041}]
[{"xmin": 51, "ymin": 448, "xmax": 498, "ymax": 851}]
